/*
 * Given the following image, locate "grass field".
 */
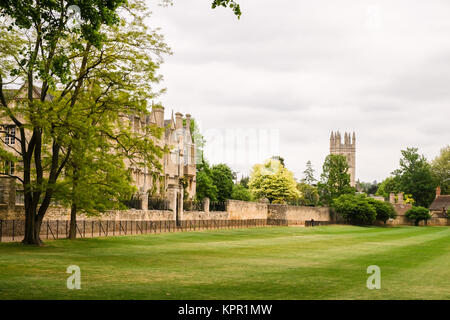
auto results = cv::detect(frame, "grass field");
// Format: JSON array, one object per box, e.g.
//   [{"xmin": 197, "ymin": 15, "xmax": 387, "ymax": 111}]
[{"xmin": 0, "ymin": 225, "xmax": 449, "ymax": 300}]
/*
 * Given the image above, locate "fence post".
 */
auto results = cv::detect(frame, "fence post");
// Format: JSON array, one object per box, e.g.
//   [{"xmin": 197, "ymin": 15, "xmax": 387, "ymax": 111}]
[
  {"xmin": 0, "ymin": 220, "xmax": 2, "ymax": 242},
  {"xmin": 56, "ymin": 220, "xmax": 59, "ymax": 239}
]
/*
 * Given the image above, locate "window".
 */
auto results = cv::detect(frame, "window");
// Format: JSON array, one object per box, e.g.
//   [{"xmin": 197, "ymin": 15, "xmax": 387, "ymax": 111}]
[
  {"xmin": 4, "ymin": 125, "xmax": 15, "ymax": 145},
  {"xmin": 2, "ymin": 161, "xmax": 14, "ymax": 175}
]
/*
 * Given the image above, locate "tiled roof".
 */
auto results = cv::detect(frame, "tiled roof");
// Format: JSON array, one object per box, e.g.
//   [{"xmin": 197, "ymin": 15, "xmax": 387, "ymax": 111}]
[{"xmin": 429, "ymin": 195, "xmax": 450, "ymax": 211}]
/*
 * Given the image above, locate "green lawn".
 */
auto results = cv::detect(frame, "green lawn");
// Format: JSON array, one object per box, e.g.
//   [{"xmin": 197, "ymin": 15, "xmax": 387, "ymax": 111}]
[{"xmin": 0, "ymin": 225, "xmax": 449, "ymax": 300}]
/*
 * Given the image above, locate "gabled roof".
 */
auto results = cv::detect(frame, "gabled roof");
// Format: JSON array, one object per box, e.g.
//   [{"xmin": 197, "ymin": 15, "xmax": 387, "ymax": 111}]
[
  {"xmin": 429, "ymin": 195, "xmax": 450, "ymax": 211},
  {"xmin": 2, "ymin": 84, "xmax": 53, "ymax": 102}
]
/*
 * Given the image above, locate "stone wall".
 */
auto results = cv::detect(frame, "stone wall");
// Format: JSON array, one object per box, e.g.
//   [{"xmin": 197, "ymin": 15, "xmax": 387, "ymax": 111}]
[
  {"xmin": 182, "ymin": 211, "xmax": 228, "ymax": 220},
  {"xmin": 7, "ymin": 205, "xmax": 174, "ymax": 221},
  {"xmin": 226, "ymin": 200, "xmax": 269, "ymax": 220},
  {"xmin": 268, "ymin": 204, "xmax": 331, "ymax": 223}
]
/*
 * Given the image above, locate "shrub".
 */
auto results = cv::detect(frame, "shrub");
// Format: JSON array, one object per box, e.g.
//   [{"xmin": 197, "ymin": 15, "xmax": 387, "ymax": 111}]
[
  {"xmin": 367, "ymin": 198, "xmax": 397, "ymax": 224},
  {"xmin": 405, "ymin": 206, "xmax": 431, "ymax": 226},
  {"xmin": 332, "ymin": 194, "xmax": 376, "ymax": 225},
  {"xmin": 231, "ymin": 184, "xmax": 253, "ymax": 201}
]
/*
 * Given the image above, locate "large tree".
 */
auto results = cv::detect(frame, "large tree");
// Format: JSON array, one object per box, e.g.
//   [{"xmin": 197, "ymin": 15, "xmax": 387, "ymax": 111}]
[
  {"xmin": 249, "ymin": 158, "xmax": 300, "ymax": 204},
  {"xmin": 301, "ymin": 160, "xmax": 316, "ymax": 185},
  {"xmin": 431, "ymin": 145, "xmax": 450, "ymax": 194},
  {"xmin": 317, "ymin": 154, "xmax": 354, "ymax": 205},
  {"xmin": 210, "ymin": 163, "xmax": 234, "ymax": 201},
  {"xmin": 0, "ymin": 0, "xmax": 240, "ymax": 245},
  {"xmin": 392, "ymin": 147, "xmax": 436, "ymax": 207}
]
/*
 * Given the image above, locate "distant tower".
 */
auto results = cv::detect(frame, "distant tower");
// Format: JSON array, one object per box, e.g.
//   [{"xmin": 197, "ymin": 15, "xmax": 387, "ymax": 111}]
[{"xmin": 330, "ymin": 131, "xmax": 356, "ymax": 187}]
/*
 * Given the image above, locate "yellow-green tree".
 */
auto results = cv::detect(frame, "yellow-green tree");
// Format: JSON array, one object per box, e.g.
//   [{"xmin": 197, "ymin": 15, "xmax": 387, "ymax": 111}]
[
  {"xmin": 249, "ymin": 158, "xmax": 300, "ymax": 204},
  {"xmin": 431, "ymin": 145, "xmax": 450, "ymax": 194}
]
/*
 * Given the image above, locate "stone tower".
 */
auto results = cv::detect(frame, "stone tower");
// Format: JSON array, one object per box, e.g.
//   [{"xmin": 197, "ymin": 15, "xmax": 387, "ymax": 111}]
[{"xmin": 330, "ymin": 131, "xmax": 356, "ymax": 187}]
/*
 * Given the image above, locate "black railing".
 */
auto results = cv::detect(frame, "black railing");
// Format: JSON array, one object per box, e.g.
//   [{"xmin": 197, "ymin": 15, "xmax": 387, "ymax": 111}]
[
  {"xmin": 148, "ymin": 197, "xmax": 170, "ymax": 210},
  {"xmin": 183, "ymin": 200, "xmax": 204, "ymax": 211},
  {"xmin": 0, "ymin": 219, "xmax": 276, "ymax": 242},
  {"xmin": 123, "ymin": 198, "xmax": 142, "ymax": 210},
  {"xmin": 209, "ymin": 201, "xmax": 226, "ymax": 212}
]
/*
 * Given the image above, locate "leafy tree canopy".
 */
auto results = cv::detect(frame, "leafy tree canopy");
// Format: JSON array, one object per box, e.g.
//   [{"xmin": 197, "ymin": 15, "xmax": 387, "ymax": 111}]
[
  {"xmin": 332, "ymin": 194, "xmax": 377, "ymax": 225},
  {"xmin": 231, "ymin": 183, "xmax": 252, "ymax": 201},
  {"xmin": 405, "ymin": 206, "xmax": 431, "ymax": 226},
  {"xmin": 431, "ymin": 145, "xmax": 450, "ymax": 194},
  {"xmin": 392, "ymin": 147, "xmax": 436, "ymax": 207},
  {"xmin": 317, "ymin": 154, "xmax": 354, "ymax": 205},
  {"xmin": 249, "ymin": 158, "xmax": 300, "ymax": 204},
  {"xmin": 210, "ymin": 163, "xmax": 234, "ymax": 201},
  {"xmin": 301, "ymin": 160, "xmax": 316, "ymax": 185}
]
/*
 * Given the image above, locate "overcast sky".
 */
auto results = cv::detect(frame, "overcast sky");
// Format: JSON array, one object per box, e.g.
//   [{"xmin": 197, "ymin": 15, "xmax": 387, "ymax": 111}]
[{"xmin": 147, "ymin": 0, "xmax": 450, "ymax": 183}]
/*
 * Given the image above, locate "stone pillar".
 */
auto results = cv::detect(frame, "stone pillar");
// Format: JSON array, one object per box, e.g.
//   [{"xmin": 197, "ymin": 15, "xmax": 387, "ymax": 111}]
[
  {"xmin": 139, "ymin": 192, "xmax": 148, "ymax": 211},
  {"xmin": 0, "ymin": 177, "xmax": 16, "ymax": 219},
  {"xmin": 397, "ymin": 192, "xmax": 404, "ymax": 204},
  {"xmin": 203, "ymin": 197, "xmax": 210, "ymax": 213},
  {"xmin": 389, "ymin": 193, "xmax": 396, "ymax": 204}
]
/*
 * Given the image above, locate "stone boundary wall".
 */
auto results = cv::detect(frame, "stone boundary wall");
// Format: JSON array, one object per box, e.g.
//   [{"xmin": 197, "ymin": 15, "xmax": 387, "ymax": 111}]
[
  {"xmin": 226, "ymin": 200, "xmax": 268, "ymax": 220},
  {"xmin": 5, "ymin": 205, "xmax": 175, "ymax": 221},
  {"xmin": 182, "ymin": 211, "xmax": 228, "ymax": 220},
  {"xmin": 268, "ymin": 204, "xmax": 331, "ymax": 223}
]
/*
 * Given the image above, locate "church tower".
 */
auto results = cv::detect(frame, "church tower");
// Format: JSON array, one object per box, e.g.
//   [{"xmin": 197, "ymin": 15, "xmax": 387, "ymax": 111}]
[{"xmin": 330, "ymin": 131, "xmax": 356, "ymax": 187}]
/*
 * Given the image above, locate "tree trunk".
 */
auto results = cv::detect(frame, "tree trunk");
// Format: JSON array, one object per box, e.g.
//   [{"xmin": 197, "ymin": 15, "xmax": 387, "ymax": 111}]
[
  {"xmin": 69, "ymin": 202, "xmax": 77, "ymax": 240},
  {"xmin": 22, "ymin": 206, "xmax": 44, "ymax": 246},
  {"xmin": 68, "ymin": 165, "xmax": 79, "ymax": 240}
]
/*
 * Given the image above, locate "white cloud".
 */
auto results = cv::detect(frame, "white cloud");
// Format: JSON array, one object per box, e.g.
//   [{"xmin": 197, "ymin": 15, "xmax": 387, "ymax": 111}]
[{"xmin": 147, "ymin": 0, "xmax": 450, "ymax": 182}]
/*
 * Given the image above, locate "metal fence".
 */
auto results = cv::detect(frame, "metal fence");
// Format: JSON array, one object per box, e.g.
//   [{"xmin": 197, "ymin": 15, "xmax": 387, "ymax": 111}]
[
  {"xmin": 0, "ymin": 219, "xmax": 277, "ymax": 242},
  {"xmin": 183, "ymin": 200, "xmax": 204, "ymax": 211},
  {"xmin": 123, "ymin": 198, "xmax": 142, "ymax": 210},
  {"xmin": 209, "ymin": 201, "xmax": 226, "ymax": 212},
  {"xmin": 148, "ymin": 197, "xmax": 170, "ymax": 210}
]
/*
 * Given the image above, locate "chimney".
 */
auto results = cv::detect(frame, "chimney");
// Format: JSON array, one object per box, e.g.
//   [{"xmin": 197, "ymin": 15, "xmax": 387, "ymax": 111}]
[
  {"xmin": 436, "ymin": 186, "xmax": 441, "ymax": 198},
  {"xmin": 175, "ymin": 112, "xmax": 183, "ymax": 130},
  {"xmin": 389, "ymin": 193, "xmax": 395, "ymax": 204},
  {"xmin": 152, "ymin": 105, "xmax": 165, "ymax": 128},
  {"xmin": 397, "ymin": 192, "xmax": 404, "ymax": 204},
  {"xmin": 185, "ymin": 114, "xmax": 191, "ymax": 131}
]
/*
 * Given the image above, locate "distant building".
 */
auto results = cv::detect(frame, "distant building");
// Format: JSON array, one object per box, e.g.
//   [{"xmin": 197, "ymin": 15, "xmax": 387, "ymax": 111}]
[
  {"xmin": 330, "ymin": 131, "xmax": 356, "ymax": 187},
  {"xmin": 430, "ymin": 186, "xmax": 450, "ymax": 218},
  {"xmin": 0, "ymin": 85, "xmax": 196, "ymax": 212}
]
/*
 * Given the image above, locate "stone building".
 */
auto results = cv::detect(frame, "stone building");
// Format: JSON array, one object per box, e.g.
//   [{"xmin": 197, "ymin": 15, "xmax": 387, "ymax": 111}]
[
  {"xmin": 330, "ymin": 131, "xmax": 356, "ymax": 187},
  {"xmin": 0, "ymin": 85, "xmax": 196, "ymax": 214},
  {"xmin": 429, "ymin": 186, "xmax": 450, "ymax": 218}
]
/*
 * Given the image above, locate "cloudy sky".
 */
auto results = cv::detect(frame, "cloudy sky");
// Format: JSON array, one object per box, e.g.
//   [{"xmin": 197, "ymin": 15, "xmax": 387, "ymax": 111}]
[{"xmin": 147, "ymin": 0, "xmax": 450, "ymax": 183}]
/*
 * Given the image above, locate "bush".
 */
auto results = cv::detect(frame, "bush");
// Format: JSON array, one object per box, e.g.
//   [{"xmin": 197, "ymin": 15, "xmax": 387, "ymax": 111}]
[
  {"xmin": 332, "ymin": 194, "xmax": 377, "ymax": 225},
  {"xmin": 405, "ymin": 206, "xmax": 431, "ymax": 226},
  {"xmin": 367, "ymin": 198, "xmax": 397, "ymax": 224},
  {"xmin": 231, "ymin": 184, "xmax": 253, "ymax": 201}
]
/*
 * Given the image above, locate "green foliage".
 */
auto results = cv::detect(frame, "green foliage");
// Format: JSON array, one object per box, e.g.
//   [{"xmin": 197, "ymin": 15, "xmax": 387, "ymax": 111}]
[
  {"xmin": 392, "ymin": 147, "xmax": 437, "ymax": 207},
  {"xmin": 195, "ymin": 159, "xmax": 218, "ymax": 201},
  {"xmin": 301, "ymin": 160, "xmax": 316, "ymax": 185},
  {"xmin": 210, "ymin": 163, "xmax": 234, "ymax": 201},
  {"xmin": 318, "ymin": 154, "xmax": 355, "ymax": 205},
  {"xmin": 367, "ymin": 198, "xmax": 397, "ymax": 223},
  {"xmin": 431, "ymin": 145, "xmax": 450, "ymax": 194},
  {"xmin": 405, "ymin": 206, "xmax": 432, "ymax": 226},
  {"xmin": 357, "ymin": 180, "xmax": 378, "ymax": 195},
  {"xmin": 239, "ymin": 176, "xmax": 249, "ymax": 188},
  {"xmin": 249, "ymin": 158, "xmax": 300, "ymax": 204},
  {"xmin": 0, "ymin": 0, "xmax": 170, "ymax": 244},
  {"xmin": 295, "ymin": 183, "xmax": 319, "ymax": 206},
  {"xmin": 211, "ymin": 0, "xmax": 241, "ymax": 18},
  {"xmin": 332, "ymin": 194, "xmax": 376, "ymax": 225},
  {"xmin": 231, "ymin": 184, "xmax": 252, "ymax": 201},
  {"xmin": 376, "ymin": 177, "xmax": 400, "ymax": 200}
]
